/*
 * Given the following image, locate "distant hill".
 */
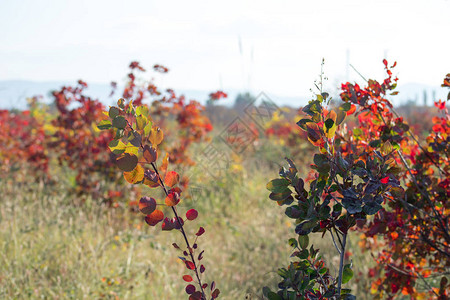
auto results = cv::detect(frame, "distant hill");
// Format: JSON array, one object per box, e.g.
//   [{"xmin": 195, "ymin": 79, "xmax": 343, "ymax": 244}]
[{"xmin": 0, "ymin": 80, "xmax": 446, "ymax": 110}]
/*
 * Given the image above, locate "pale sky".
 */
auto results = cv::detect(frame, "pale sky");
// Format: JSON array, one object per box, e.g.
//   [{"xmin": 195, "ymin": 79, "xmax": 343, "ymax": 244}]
[{"xmin": 1, "ymin": 0, "xmax": 449, "ymax": 99}]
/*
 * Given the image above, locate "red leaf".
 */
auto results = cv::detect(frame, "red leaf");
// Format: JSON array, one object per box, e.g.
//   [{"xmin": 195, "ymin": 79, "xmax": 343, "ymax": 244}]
[
  {"xmin": 196, "ymin": 227, "xmax": 205, "ymax": 236},
  {"xmin": 346, "ymin": 104, "xmax": 356, "ymax": 116},
  {"xmin": 162, "ymin": 217, "xmax": 175, "ymax": 231},
  {"xmin": 186, "ymin": 209, "xmax": 198, "ymax": 221},
  {"xmin": 173, "ymin": 216, "xmax": 184, "ymax": 229},
  {"xmin": 198, "ymin": 250, "xmax": 205, "ymax": 260},
  {"xmin": 172, "ymin": 243, "xmax": 180, "ymax": 249},
  {"xmin": 185, "ymin": 284, "xmax": 196, "ymax": 294},
  {"xmin": 380, "ymin": 176, "xmax": 389, "ymax": 184},
  {"xmin": 169, "ymin": 187, "xmax": 182, "ymax": 195},
  {"xmin": 211, "ymin": 288, "xmax": 220, "ymax": 299},
  {"xmin": 200, "ymin": 264, "xmax": 205, "ymax": 273},
  {"xmin": 183, "ymin": 275, "xmax": 193, "ymax": 282},
  {"xmin": 189, "ymin": 291, "xmax": 203, "ymax": 300},
  {"xmin": 185, "ymin": 261, "xmax": 195, "ymax": 270}
]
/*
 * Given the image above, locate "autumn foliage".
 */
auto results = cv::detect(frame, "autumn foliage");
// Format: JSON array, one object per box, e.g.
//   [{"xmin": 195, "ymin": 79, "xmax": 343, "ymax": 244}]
[
  {"xmin": 0, "ymin": 58, "xmax": 448, "ymax": 299},
  {"xmin": 97, "ymin": 98, "xmax": 219, "ymax": 300},
  {"xmin": 265, "ymin": 61, "xmax": 448, "ymax": 299}
]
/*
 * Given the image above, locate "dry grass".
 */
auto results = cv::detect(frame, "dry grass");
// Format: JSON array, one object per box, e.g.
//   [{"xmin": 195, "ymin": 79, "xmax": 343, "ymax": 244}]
[{"xmin": 0, "ymin": 149, "xmax": 376, "ymax": 299}]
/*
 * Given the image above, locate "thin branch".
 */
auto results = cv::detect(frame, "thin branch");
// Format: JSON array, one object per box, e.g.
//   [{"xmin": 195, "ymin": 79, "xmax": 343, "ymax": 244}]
[
  {"xmin": 151, "ymin": 162, "xmax": 207, "ymax": 300},
  {"xmin": 307, "ymin": 256, "xmax": 329, "ymax": 295},
  {"xmin": 336, "ymin": 233, "xmax": 347, "ymax": 296},
  {"xmin": 330, "ymin": 230, "xmax": 342, "ymax": 255},
  {"xmin": 125, "ymin": 118, "xmax": 207, "ymax": 299},
  {"xmin": 349, "ymin": 64, "xmax": 368, "ymax": 82}
]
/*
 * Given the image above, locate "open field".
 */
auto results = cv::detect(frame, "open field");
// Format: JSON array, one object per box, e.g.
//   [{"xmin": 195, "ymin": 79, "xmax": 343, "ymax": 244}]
[{"xmin": 0, "ymin": 144, "xmax": 379, "ymax": 299}]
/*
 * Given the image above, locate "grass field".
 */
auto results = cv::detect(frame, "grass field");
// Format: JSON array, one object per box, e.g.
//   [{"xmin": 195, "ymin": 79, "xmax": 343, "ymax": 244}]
[{"xmin": 0, "ymin": 145, "xmax": 380, "ymax": 300}]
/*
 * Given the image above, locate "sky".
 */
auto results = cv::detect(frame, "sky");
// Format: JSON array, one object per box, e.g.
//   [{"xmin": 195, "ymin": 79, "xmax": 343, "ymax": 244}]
[{"xmin": 0, "ymin": 0, "xmax": 449, "ymax": 100}]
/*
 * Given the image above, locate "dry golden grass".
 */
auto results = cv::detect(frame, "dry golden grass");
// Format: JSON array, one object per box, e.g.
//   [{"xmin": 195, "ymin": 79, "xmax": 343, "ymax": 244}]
[{"xmin": 0, "ymin": 146, "xmax": 376, "ymax": 299}]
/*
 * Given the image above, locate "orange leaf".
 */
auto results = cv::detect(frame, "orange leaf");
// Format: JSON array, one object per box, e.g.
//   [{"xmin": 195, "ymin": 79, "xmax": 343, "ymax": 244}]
[
  {"xmin": 145, "ymin": 209, "xmax": 164, "ymax": 226},
  {"xmin": 123, "ymin": 164, "xmax": 144, "ymax": 183},
  {"xmin": 160, "ymin": 153, "xmax": 169, "ymax": 172},
  {"xmin": 165, "ymin": 192, "xmax": 180, "ymax": 206},
  {"xmin": 328, "ymin": 110, "xmax": 337, "ymax": 122},
  {"xmin": 347, "ymin": 104, "xmax": 356, "ymax": 116},
  {"xmin": 164, "ymin": 171, "xmax": 179, "ymax": 187},
  {"xmin": 143, "ymin": 145, "xmax": 157, "ymax": 163}
]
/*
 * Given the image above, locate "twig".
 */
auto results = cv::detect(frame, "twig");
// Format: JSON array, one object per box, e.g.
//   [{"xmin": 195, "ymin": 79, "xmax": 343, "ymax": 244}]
[
  {"xmin": 336, "ymin": 233, "xmax": 347, "ymax": 296},
  {"xmin": 151, "ymin": 162, "xmax": 207, "ymax": 300}
]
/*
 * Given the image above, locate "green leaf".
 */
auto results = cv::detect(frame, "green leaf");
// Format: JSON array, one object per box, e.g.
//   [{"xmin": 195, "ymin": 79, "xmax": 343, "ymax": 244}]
[
  {"xmin": 342, "ymin": 197, "xmax": 362, "ymax": 214},
  {"xmin": 269, "ymin": 189, "xmax": 292, "ymax": 201},
  {"xmin": 336, "ymin": 110, "xmax": 347, "ymax": 126},
  {"xmin": 115, "ymin": 128, "xmax": 124, "ymax": 139},
  {"xmin": 136, "ymin": 105, "xmax": 149, "ymax": 117},
  {"xmin": 353, "ymin": 128, "xmax": 362, "ymax": 137},
  {"xmin": 324, "ymin": 118, "xmax": 334, "ymax": 129},
  {"xmin": 298, "ymin": 235, "xmax": 309, "ymax": 250},
  {"xmin": 313, "ymin": 154, "xmax": 327, "ymax": 167},
  {"xmin": 267, "ymin": 291, "xmax": 282, "ymax": 300},
  {"xmin": 342, "ymin": 264, "xmax": 353, "ymax": 284},
  {"xmin": 112, "ymin": 116, "xmax": 127, "ymax": 129},
  {"xmin": 97, "ymin": 119, "xmax": 112, "ymax": 130},
  {"xmin": 363, "ymin": 201, "xmax": 382, "ymax": 215},
  {"xmin": 296, "ymin": 118, "xmax": 313, "ymax": 131},
  {"xmin": 295, "ymin": 220, "xmax": 316, "ymax": 235},
  {"xmin": 136, "ymin": 115, "xmax": 147, "ymax": 130},
  {"xmin": 109, "ymin": 139, "xmax": 127, "ymax": 155},
  {"xmin": 369, "ymin": 139, "xmax": 381, "ymax": 148},
  {"xmin": 298, "ymin": 249, "xmax": 309, "ymax": 259},
  {"xmin": 340, "ymin": 102, "xmax": 351, "ymax": 112},
  {"xmin": 266, "ymin": 178, "xmax": 290, "ymax": 193},
  {"xmin": 144, "ymin": 122, "xmax": 152, "ymax": 137},
  {"xmin": 109, "ymin": 107, "xmax": 120, "ymax": 119},
  {"xmin": 288, "ymin": 238, "xmax": 298, "ymax": 248},
  {"xmin": 285, "ymin": 206, "xmax": 301, "ymax": 219}
]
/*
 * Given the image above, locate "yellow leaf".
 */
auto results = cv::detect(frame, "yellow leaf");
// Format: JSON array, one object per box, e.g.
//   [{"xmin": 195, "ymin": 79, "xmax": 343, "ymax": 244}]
[
  {"xmin": 160, "ymin": 153, "xmax": 169, "ymax": 172},
  {"xmin": 109, "ymin": 140, "xmax": 127, "ymax": 154},
  {"xmin": 123, "ymin": 164, "xmax": 144, "ymax": 184},
  {"xmin": 149, "ymin": 127, "xmax": 164, "ymax": 145},
  {"xmin": 136, "ymin": 115, "xmax": 147, "ymax": 130},
  {"xmin": 124, "ymin": 143, "xmax": 139, "ymax": 156},
  {"xmin": 324, "ymin": 123, "xmax": 336, "ymax": 139}
]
